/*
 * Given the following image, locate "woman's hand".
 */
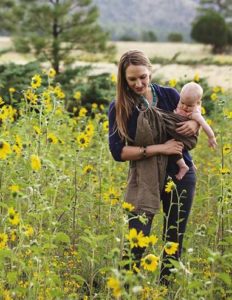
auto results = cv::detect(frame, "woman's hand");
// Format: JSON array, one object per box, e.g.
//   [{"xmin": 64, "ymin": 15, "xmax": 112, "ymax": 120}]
[
  {"xmin": 176, "ymin": 120, "xmax": 199, "ymax": 136},
  {"xmin": 162, "ymin": 139, "xmax": 184, "ymax": 155}
]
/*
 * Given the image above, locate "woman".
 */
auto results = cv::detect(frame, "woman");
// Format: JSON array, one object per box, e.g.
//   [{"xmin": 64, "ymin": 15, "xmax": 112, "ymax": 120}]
[{"xmin": 108, "ymin": 49, "xmax": 198, "ymax": 285}]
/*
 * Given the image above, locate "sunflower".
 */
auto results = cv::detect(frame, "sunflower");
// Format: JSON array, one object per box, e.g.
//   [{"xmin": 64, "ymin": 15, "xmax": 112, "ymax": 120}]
[
  {"xmin": 76, "ymin": 133, "xmax": 90, "ymax": 149},
  {"xmin": 126, "ymin": 228, "xmax": 148, "ymax": 248},
  {"xmin": 8, "ymin": 185, "xmax": 20, "ymax": 193},
  {"xmin": 0, "ymin": 140, "xmax": 11, "ymax": 160},
  {"xmin": 223, "ymin": 144, "xmax": 231, "ymax": 155},
  {"xmin": 47, "ymin": 133, "xmax": 58, "ymax": 144},
  {"xmin": 0, "ymin": 233, "xmax": 8, "ymax": 249},
  {"xmin": 30, "ymin": 154, "xmax": 41, "ymax": 171},
  {"xmin": 74, "ymin": 91, "xmax": 81, "ymax": 101},
  {"xmin": 122, "ymin": 201, "xmax": 134, "ymax": 212},
  {"xmin": 103, "ymin": 187, "xmax": 119, "ymax": 205},
  {"xmin": 107, "ymin": 277, "xmax": 121, "ymax": 298},
  {"xmin": 164, "ymin": 242, "xmax": 179, "ymax": 255},
  {"xmin": 23, "ymin": 225, "xmax": 34, "ymax": 237},
  {"xmin": 8, "ymin": 207, "xmax": 20, "ymax": 226},
  {"xmin": 83, "ymin": 164, "xmax": 94, "ymax": 174},
  {"xmin": 147, "ymin": 234, "xmax": 158, "ymax": 247},
  {"xmin": 48, "ymin": 68, "xmax": 56, "ymax": 78},
  {"xmin": 31, "ymin": 74, "xmax": 42, "ymax": 89},
  {"xmin": 165, "ymin": 179, "xmax": 176, "ymax": 193},
  {"xmin": 33, "ymin": 126, "xmax": 42, "ymax": 135},
  {"xmin": 102, "ymin": 120, "xmax": 109, "ymax": 132},
  {"xmin": 141, "ymin": 254, "xmax": 159, "ymax": 272},
  {"xmin": 79, "ymin": 107, "xmax": 88, "ymax": 117}
]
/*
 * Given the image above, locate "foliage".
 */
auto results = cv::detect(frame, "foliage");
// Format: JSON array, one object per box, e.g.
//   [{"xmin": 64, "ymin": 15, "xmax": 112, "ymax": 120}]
[
  {"xmin": 0, "ymin": 62, "xmax": 116, "ymax": 111},
  {"xmin": 191, "ymin": 11, "xmax": 229, "ymax": 53},
  {"xmin": 141, "ymin": 30, "xmax": 157, "ymax": 42},
  {"xmin": 0, "ymin": 70, "xmax": 231, "ymax": 299},
  {"xmin": 0, "ymin": 0, "xmax": 115, "ymax": 73},
  {"xmin": 167, "ymin": 32, "xmax": 183, "ymax": 42}
]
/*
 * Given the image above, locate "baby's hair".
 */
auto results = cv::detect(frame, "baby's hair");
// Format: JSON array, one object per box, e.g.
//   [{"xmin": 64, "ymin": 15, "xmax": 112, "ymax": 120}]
[{"xmin": 180, "ymin": 82, "xmax": 203, "ymax": 103}]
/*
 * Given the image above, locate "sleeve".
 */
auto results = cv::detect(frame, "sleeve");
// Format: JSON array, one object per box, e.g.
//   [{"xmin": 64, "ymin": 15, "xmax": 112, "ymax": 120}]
[
  {"xmin": 108, "ymin": 101, "xmax": 126, "ymax": 162},
  {"xmin": 167, "ymin": 87, "xmax": 180, "ymax": 111}
]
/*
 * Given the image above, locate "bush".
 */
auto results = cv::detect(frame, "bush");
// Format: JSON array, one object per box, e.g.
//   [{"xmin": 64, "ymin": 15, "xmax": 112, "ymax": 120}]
[
  {"xmin": 141, "ymin": 30, "xmax": 157, "ymax": 42},
  {"xmin": 191, "ymin": 11, "xmax": 228, "ymax": 53},
  {"xmin": 167, "ymin": 32, "xmax": 183, "ymax": 42}
]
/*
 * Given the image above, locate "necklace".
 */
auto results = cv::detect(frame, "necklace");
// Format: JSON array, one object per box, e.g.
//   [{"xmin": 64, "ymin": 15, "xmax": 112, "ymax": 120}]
[{"xmin": 139, "ymin": 85, "xmax": 158, "ymax": 109}]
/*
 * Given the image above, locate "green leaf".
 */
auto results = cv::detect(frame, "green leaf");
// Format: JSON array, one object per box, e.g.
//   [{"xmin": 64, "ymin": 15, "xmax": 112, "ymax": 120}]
[
  {"xmin": 218, "ymin": 273, "xmax": 231, "ymax": 285},
  {"xmin": 7, "ymin": 271, "xmax": 18, "ymax": 284},
  {"xmin": 53, "ymin": 232, "xmax": 70, "ymax": 245}
]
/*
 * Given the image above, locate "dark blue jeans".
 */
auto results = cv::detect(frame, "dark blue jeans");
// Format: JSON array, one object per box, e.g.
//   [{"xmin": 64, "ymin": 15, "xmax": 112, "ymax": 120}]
[{"xmin": 128, "ymin": 166, "xmax": 196, "ymax": 284}]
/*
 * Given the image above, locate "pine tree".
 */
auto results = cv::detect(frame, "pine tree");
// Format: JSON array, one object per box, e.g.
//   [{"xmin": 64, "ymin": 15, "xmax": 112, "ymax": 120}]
[{"xmin": 0, "ymin": 0, "xmax": 115, "ymax": 73}]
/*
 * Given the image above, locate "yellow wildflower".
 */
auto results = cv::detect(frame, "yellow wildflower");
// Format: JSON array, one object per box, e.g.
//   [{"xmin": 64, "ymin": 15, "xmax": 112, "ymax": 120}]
[
  {"xmin": 102, "ymin": 120, "xmax": 109, "ymax": 132},
  {"xmin": 33, "ymin": 126, "xmax": 42, "ymax": 135},
  {"xmin": 201, "ymin": 106, "xmax": 206, "ymax": 115},
  {"xmin": 91, "ymin": 103, "xmax": 98, "ymax": 109},
  {"xmin": 0, "ymin": 96, "xmax": 4, "ymax": 105},
  {"xmin": 206, "ymin": 119, "xmax": 212, "ymax": 126},
  {"xmin": 122, "ymin": 201, "xmax": 134, "ymax": 212},
  {"xmin": 23, "ymin": 225, "xmax": 34, "ymax": 237},
  {"xmin": 141, "ymin": 254, "xmax": 159, "ymax": 272},
  {"xmin": 25, "ymin": 89, "xmax": 38, "ymax": 104},
  {"xmin": 9, "ymin": 87, "xmax": 16, "ymax": 93},
  {"xmin": 210, "ymin": 93, "xmax": 217, "ymax": 101},
  {"xmin": 164, "ymin": 242, "xmax": 179, "ymax": 255},
  {"xmin": 169, "ymin": 79, "xmax": 177, "ymax": 87},
  {"xmin": 8, "ymin": 207, "xmax": 20, "ymax": 226},
  {"xmin": 30, "ymin": 154, "xmax": 41, "ymax": 171},
  {"xmin": 126, "ymin": 228, "xmax": 148, "ymax": 248},
  {"xmin": 31, "ymin": 74, "xmax": 42, "ymax": 89},
  {"xmin": 54, "ymin": 86, "xmax": 65, "ymax": 99},
  {"xmin": 85, "ymin": 122, "xmax": 94, "ymax": 138},
  {"xmin": 0, "ymin": 140, "xmax": 11, "ymax": 160},
  {"xmin": 223, "ymin": 144, "xmax": 231, "ymax": 155},
  {"xmin": 212, "ymin": 86, "xmax": 221, "ymax": 93},
  {"xmin": 83, "ymin": 165, "xmax": 94, "ymax": 174},
  {"xmin": 147, "ymin": 234, "xmax": 158, "ymax": 246},
  {"xmin": 110, "ymin": 73, "xmax": 117, "ymax": 83},
  {"xmin": 74, "ymin": 91, "xmax": 81, "ymax": 101},
  {"xmin": 193, "ymin": 72, "xmax": 200, "ymax": 82},
  {"xmin": 0, "ymin": 233, "xmax": 8, "ymax": 249},
  {"xmin": 107, "ymin": 277, "xmax": 121, "ymax": 298},
  {"xmin": 103, "ymin": 187, "xmax": 119, "ymax": 205},
  {"xmin": 220, "ymin": 167, "xmax": 230, "ymax": 175},
  {"xmin": 8, "ymin": 185, "xmax": 20, "ymax": 193},
  {"xmin": 165, "ymin": 179, "xmax": 176, "ymax": 193},
  {"xmin": 47, "ymin": 133, "xmax": 58, "ymax": 144},
  {"xmin": 79, "ymin": 107, "xmax": 88, "ymax": 117},
  {"xmin": 48, "ymin": 68, "xmax": 56, "ymax": 78},
  {"xmin": 76, "ymin": 133, "xmax": 90, "ymax": 149}
]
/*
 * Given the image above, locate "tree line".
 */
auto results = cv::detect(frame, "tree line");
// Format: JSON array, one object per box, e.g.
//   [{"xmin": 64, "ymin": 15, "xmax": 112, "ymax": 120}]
[{"xmin": 0, "ymin": 0, "xmax": 231, "ymax": 74}]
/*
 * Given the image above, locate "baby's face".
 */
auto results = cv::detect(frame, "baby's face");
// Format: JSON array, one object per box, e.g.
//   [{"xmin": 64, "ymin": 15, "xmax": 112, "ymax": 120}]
[{"xmin": 179, "ymin": 96, "xmax": 199, "ymax": 113}]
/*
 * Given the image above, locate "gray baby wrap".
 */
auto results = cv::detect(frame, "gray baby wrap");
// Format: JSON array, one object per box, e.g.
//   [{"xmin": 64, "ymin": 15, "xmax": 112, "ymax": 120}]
[{"xmin": 125, "ymin": 107, "xmax": 197, "ymax": 216}]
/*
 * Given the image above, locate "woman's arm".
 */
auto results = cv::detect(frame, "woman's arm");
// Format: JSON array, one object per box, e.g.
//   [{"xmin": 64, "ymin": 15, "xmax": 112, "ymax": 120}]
[{"xmin": 121, "ymin": 139, "xmax": 184, "ymax": 161}]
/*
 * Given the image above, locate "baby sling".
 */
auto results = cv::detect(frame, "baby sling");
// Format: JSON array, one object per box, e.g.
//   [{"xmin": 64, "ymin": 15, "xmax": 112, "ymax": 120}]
[{"xmin": 125, "ymin": 107, "xmax": 197, "ymax": 216}]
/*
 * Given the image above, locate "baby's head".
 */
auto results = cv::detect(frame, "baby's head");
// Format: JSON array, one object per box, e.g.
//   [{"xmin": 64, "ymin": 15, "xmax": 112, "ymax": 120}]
[{"xmin": 180, "ymin": 82, "xmax": 203, "ymax": 106}]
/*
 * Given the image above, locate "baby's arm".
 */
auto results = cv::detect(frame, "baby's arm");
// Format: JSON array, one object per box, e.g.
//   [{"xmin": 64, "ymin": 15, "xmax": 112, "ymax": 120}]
[{"xmin": 191, "ymin": 112, "xmax": 217, "ymax": 148}]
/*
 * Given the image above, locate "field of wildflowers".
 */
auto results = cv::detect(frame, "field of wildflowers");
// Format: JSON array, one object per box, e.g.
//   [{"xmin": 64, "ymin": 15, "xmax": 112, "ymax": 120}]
[{"xmin": 0, "ymin": 69, "xmax": 231, "ymax": 300}]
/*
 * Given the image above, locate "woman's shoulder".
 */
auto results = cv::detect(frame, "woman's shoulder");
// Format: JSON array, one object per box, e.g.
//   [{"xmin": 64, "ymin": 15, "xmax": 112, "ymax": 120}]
[{"xmin": 152, "ymin": 83, "xmax": 179, "ymax": 98}]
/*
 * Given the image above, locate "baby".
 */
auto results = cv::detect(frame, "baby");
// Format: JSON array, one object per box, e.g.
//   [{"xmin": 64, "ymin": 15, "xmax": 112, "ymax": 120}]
[{"xmin": 174, "ymin": 82, "xmax": 217, "ymax": 180}]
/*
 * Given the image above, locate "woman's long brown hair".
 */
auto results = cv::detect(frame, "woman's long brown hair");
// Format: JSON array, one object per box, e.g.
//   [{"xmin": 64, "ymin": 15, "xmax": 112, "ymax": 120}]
[{"xmin": 115, "ymin": 49, "xmax": 152, "ymax": 140}]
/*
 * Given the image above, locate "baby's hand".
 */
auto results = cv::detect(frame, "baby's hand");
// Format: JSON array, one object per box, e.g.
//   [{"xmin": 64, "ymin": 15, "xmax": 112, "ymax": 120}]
[{"xmin": 208, "ymin": 136, "xmax": 217, "ymax": 149}]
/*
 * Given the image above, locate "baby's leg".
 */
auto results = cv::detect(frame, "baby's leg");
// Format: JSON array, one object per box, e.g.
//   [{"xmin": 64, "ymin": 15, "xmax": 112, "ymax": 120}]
[{"xmin": 176, "ymin": 158, "xmax": 189, "ymax": 180}]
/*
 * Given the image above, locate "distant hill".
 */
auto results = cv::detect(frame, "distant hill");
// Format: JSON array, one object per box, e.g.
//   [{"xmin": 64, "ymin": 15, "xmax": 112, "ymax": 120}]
[{"xmin": 93, "ymin": 0, "xmax": 200, "ymax": 41}]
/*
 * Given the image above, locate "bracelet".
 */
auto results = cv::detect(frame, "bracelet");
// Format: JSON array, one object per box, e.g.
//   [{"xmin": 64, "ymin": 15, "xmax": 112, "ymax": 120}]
[{"xmin": 139, "ymin": 146, "xmax": 147, "ymax": 158}]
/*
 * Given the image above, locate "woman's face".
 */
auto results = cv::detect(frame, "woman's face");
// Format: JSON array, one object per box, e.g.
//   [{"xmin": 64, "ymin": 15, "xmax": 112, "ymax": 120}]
[{"xmin": 125, "ymin": 64, "xmax": 150, "ymax": 96}]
